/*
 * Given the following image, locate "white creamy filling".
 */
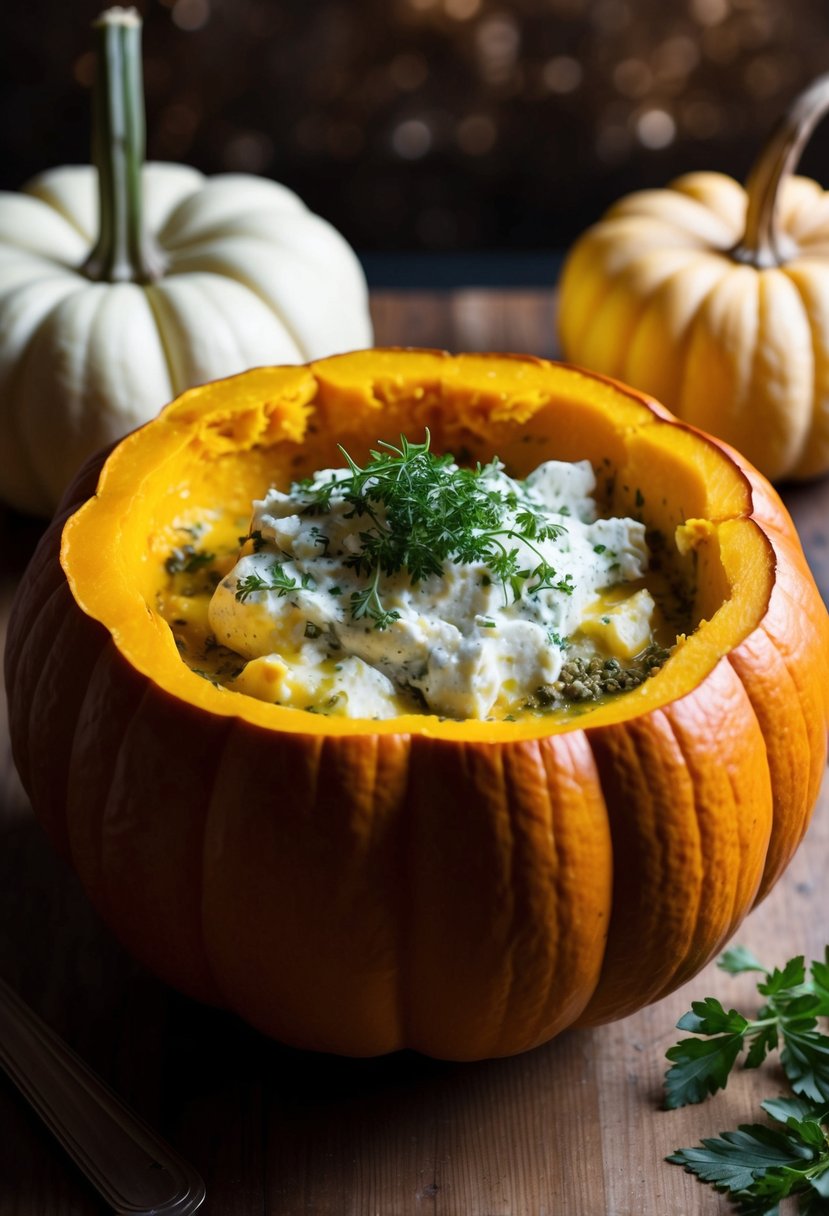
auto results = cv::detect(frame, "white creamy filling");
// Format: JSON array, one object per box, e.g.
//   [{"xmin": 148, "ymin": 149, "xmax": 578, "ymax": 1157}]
[{"xmin": 208, "ymin": 457, "xmax": 652, "ymax": 719}]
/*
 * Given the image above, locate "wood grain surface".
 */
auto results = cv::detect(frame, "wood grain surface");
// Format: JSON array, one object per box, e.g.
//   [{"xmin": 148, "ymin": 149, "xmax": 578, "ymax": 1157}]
[{"xmin": 1, "ymin": 289, "xmax": 828, "ymax": 1216}]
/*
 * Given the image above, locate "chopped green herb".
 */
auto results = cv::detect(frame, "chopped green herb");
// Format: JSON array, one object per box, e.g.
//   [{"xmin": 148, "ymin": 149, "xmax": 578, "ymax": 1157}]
[
  {"xmin": 593, "ymin": 543, "xmax": 607, "ymax": 554},
  {"xmin": 238, "ymin": 529, "xmax": 267, "ymax": 553},
  {"xmin": 304, "ymin": 621, "xmax": 323, "ymax": 639},
  {"xmin": 309, "ymin": 526, "xmax": 330, "ymax": 555},
  {"xmin": 165, "ymin": 545, "xmax": 215, "ymax": 575},
  {"xmin": 192, "ymin": 668, "xmax": 222, "ymax": 687}
]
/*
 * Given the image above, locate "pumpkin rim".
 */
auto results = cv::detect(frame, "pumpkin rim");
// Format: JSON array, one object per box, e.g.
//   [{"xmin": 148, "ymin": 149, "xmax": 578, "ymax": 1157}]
[{"xmin": 59, "ymin": 348, "xmax": 777, "ymax": 743}]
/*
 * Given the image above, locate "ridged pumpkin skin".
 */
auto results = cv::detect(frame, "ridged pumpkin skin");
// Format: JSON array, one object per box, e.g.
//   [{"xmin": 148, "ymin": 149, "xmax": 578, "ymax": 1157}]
[
  {"xmin": 558, "ymin": 169, "xmax": 829, "ymax": 482},
  {"xmin": 5, "ymin": 350, "xmax": 829, "ymax": 1060},
  {"xmin": 0, "ymin": 165, "xmax": 371, "ymax": 516},
  {"xmin": 0, "ymin": 8, "xmax": 372, "ymax": 516}
]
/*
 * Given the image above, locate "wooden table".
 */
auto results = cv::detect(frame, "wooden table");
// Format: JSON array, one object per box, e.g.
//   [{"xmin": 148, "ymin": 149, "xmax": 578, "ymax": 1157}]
[{"xmin": 1, "ymin": 289, "xmax": 828, "ymax": 1216}]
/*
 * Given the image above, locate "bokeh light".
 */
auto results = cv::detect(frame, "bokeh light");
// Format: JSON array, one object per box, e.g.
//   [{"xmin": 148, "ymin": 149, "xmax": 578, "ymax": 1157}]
[{"xmin": 3, "ymin": 0, "xmax": 829, "ymax": 254}]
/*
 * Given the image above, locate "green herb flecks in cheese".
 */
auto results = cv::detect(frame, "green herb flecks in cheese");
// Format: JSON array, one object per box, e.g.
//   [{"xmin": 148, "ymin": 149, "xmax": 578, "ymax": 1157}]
[{"xmin": 208, "ymin": 435, "xmax": 657, "ymax": 719}]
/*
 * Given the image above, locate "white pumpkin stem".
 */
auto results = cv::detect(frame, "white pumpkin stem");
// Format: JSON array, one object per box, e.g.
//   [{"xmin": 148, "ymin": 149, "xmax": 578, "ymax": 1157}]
[
  {"xmin": 733, "ymin": 73, "xmax": 829, "ymax": 269},
  {"xmin": 81, "ymin": 8, "xmax": 166, "ymax": 284}
]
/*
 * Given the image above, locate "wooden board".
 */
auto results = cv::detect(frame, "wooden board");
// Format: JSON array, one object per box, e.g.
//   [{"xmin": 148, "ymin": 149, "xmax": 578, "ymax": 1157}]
[{"xmin": 1, "ymin": 289, "xmax": 828, "ymax": 1216}]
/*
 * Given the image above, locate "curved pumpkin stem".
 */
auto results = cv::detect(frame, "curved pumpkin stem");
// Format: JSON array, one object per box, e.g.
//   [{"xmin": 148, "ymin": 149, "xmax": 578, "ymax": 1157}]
[
  {"xmin": 81, "ymin": 8, "xmax": 166, "ymax": 285},
  {"xmin": 732, "ymin": 73, "xmax": 829, "ymax": 269}
]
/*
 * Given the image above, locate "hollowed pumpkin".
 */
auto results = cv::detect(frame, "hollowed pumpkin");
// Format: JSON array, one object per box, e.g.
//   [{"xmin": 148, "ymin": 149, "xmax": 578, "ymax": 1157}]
[{"xmin": 5, "ymin": 350, "xmax": 828, "ymax": 1060}]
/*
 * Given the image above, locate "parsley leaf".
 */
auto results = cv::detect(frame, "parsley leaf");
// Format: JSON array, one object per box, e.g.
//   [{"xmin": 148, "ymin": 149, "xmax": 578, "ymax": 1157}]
[
  {"xmin": 719, "ymin": 946, "xmax": 769, "ymax": 975},
  {"xmin": 781, "ymin": 1028, "xmax": 829, "ymax": 1104},
  {"xmin": 665, "ymin": 949, "xmax": 829, "ymax": 1109},
  {"xmin": 668, "ymin": 1098, "xmax": 829, "ymax": 1215},
  {"xmin": 665, "ymin": 1028, "xmax": 746, "ymax": 1108},
  {"xmin": 666, "ymin": 948, "xmax": 829, "ymax": 1214},
  {"xmin": 667, "ymin": 1122, "xmax": 817, "ymax": 1192},
  {"xmin": 676, "ymin": 996, "xmax": 750, "ymax": 1036},
  {"xmin": 759, "ymin": 956, "xmax": 808, "ymax": 997}
]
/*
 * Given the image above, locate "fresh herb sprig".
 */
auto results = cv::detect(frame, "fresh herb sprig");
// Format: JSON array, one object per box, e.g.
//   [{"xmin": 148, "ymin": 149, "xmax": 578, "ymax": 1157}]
[
  {"xmin": 288, "ymin": 432, "xmax": 571, "ymax": 628},
  {"xmin": 666, "ymin": 948, "xmax": 829, "ymax": 1215},
  {"xmin": 235, "ymin": 563, "xmax": 316, "ymax": 602},
  {"xmin": 669, "ymin": 1096, "xmax": 829, "ymax": 1214},
  {"xmin": 665, "ymin": 948, "xmax": 829, "ymax": 1110}
]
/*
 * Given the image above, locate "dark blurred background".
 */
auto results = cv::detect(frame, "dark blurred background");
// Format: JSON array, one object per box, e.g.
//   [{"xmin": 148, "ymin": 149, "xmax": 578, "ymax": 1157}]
[{"xmin": 3, "ymin": 0, "xmax": 829, "ymax": 281}]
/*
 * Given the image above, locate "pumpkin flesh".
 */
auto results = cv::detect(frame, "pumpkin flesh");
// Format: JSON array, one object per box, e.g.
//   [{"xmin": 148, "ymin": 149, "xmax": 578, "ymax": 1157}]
[
  {"xmin": 62, "ymin": 353, "xmax": 774, "ymax": 740},
  {"xmin": 6, "ymin": 350, "xmax": 828, "ymax": 1059}
]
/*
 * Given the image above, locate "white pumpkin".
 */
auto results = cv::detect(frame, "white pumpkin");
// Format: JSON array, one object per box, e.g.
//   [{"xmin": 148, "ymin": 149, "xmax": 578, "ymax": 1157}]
[{"xmin": 0, "ymin": 10, "xmax": 372, "ymax": 516}]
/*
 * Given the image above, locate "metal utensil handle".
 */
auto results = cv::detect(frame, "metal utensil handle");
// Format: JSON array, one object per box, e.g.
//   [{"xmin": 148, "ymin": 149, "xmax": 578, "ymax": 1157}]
[{"xmin": 0, "ymin": 976, "xmax": 205, "ymax": 1215}]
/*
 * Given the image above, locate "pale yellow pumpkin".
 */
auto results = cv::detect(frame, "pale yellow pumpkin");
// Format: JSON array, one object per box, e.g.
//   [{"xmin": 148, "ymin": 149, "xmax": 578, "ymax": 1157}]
[{"xmin": 558, "ymin": 75, "xmax": 829, "ymax": 482}]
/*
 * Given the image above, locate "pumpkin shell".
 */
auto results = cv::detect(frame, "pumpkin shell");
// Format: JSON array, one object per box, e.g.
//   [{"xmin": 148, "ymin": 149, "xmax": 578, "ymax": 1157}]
[
  {"xmin": 5, "ymin": 350, "xmax": 828, "ymax": 1059},
  {"xmin": 0, "ymin": 164, "xmax": 372, "ymax": 515},
  {"xmin": 558, "ymin": 171, "xmax": 829, "ymax": 482}
]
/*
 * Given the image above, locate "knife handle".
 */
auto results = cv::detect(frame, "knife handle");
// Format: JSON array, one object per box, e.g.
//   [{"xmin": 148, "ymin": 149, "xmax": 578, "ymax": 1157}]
[{"xmin": 0, "ymin": 975, "xmax": 205, "ymax": 1215}]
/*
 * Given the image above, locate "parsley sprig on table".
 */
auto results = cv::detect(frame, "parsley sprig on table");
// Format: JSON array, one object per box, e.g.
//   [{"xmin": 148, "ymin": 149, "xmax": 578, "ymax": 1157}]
[
  {"xmin": 665, "ymin": 947, "xmax": 829, "ymax": 1109},
  {"xmin": 665, "ymin": 947, "xmax": 829, "ymax": 1215},
  {"xmin": 670, "ymin": 1096, "xmax": 829, "ymax": 1215},
  {"xmin": 286, "ymin": 432, "xmax": 572, "ymax": 629}
]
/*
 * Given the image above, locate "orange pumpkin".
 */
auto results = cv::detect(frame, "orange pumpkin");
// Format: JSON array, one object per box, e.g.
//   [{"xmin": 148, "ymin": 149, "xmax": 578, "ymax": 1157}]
[{"xmin": 5, "ymin": 350, "xmax": 828, "ymax": 1059}]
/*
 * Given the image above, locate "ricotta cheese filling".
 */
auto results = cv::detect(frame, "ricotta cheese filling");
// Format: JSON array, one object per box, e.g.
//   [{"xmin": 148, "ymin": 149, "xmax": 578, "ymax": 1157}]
[{"xmin": 207, "ymin": 440, "xmax": 658, "ymax": 720}]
